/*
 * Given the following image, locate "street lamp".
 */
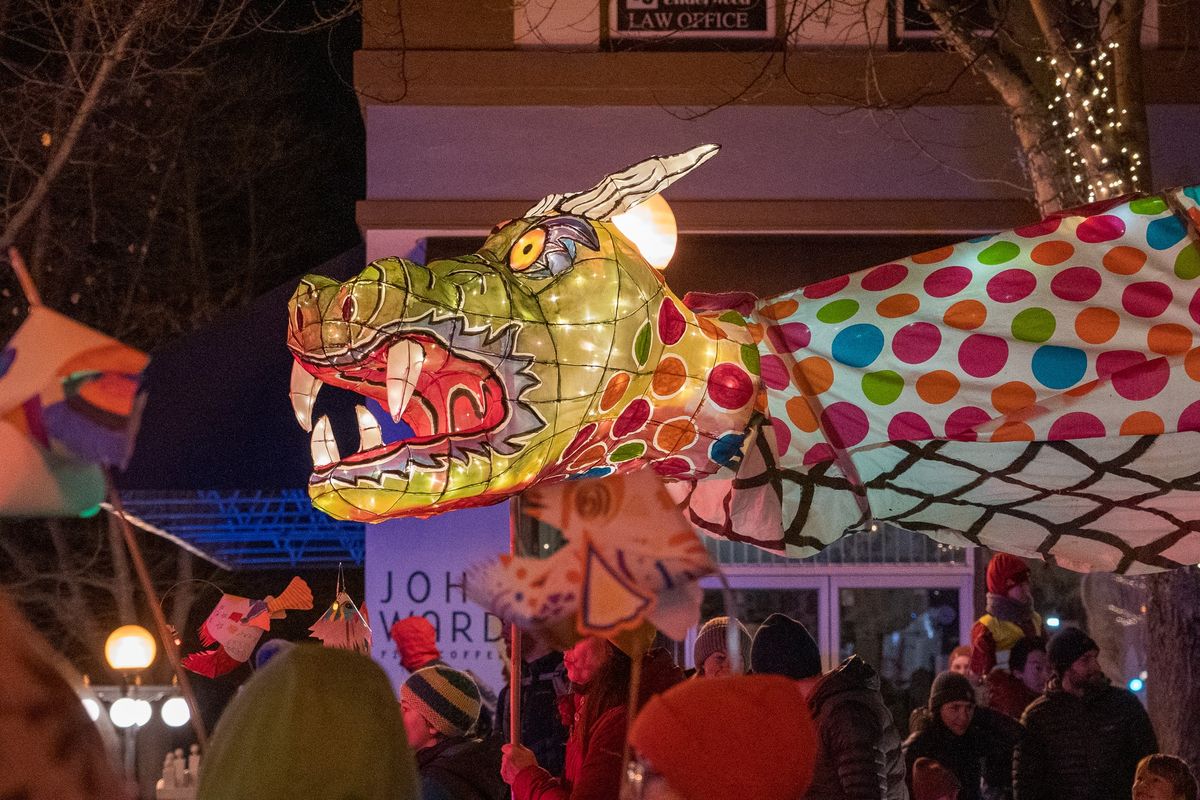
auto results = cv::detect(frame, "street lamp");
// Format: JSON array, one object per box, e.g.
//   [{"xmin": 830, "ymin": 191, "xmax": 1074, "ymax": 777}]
[{"xmin": 105, "ymin": 624, "xmax": 157, "ymax": 672}]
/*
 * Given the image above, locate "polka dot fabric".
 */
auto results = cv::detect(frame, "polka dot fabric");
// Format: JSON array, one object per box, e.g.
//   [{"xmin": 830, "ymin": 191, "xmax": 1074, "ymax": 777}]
[{"xmin": 680, "ymin": 187, "xmax": 1200, "ymax": 573}]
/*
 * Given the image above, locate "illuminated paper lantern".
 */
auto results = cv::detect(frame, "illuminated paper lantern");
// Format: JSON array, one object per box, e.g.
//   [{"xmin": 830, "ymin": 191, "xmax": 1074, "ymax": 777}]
[
  {"xmin": 288, "ymin": 147, "xmax": 1200, "ymax": 574},
  {"xmin": 183, "ymin": 577, "xmax": 313, "ymax": 678}
]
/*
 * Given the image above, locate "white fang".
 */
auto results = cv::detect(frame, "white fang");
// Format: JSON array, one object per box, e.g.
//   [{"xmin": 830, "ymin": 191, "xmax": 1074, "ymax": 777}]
[
  {"xmin": 311, "ymin": 415, "xmax": 340, "ymax": 468},
  {"xmin": 356, "ymin": 404, "xmax": 384, "ymax": 452},
  {"xmin": 387, "ymin": 340, "xmax": 425, "ymax": 422},
  {"xmin": 290, "ymin": 360, "xmax": 323, "ymax": 433}
]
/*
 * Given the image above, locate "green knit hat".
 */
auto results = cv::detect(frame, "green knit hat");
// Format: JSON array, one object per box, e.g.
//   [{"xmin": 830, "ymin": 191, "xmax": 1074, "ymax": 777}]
[
  {"xmin": 198, "ymin": 644, "xmax": 419, "ymax": 800},
  {"xmin": 400, "ymin": 665, "xmax": 481, "ymax": 737}
]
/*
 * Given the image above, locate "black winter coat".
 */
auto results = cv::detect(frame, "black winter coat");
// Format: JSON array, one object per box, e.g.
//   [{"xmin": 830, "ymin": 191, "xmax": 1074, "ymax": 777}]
[
  {"xmin": 903, "ymin": 706, "xmax": 1021, "ymax": 800},
  {"xmin": 1013, "ymin": 684, "xmax": 1157, "ymax": 800},
  {"xmin": 803, "ymin": 656, "xmax": 909, "ymax": 800},
  {"xmin": 417, "ymin": 734, "xmax": 508, "ymax": 800}
]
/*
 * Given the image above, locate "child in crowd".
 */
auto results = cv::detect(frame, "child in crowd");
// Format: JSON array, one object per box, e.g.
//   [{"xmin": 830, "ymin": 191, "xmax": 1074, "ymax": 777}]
[{"xmin": 1132, "ymin": 755, "xmax": 1199, "ymax": 800}]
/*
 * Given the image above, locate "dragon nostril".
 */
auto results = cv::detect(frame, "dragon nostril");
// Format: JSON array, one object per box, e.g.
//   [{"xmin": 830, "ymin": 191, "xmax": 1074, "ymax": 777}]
[{"xmin": 341, "ymin": 295, "xmax": 356, "ymax": 322}]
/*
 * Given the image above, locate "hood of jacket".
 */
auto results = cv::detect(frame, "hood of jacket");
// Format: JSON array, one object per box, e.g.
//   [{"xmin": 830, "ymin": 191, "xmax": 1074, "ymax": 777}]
[{"xmin": 808, "ymin": 655, "xmax": 880, "ymax": 712}]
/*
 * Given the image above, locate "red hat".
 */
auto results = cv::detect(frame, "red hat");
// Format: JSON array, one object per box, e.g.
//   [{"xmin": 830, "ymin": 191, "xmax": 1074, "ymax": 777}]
[
  {"xmin": 629, "ymin": 675, "xmax": 817, "ymax": 800},
  {"xmin": 912, "ymin": 757, "xmax": 960, "ymax": 800},
  {"xmin": 986, "ymin": 554, "xmax": 1030, "ymax": 595},
  {"xmin": 389, "ymin": 616, "xmax": 440, "ymax": 672}
]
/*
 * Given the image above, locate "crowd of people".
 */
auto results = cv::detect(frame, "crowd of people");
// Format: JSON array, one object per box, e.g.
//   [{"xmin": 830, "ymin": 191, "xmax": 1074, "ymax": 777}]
[{"xmin": 3, "ymin": 553, "xmax": 1197, "ymax": 800}]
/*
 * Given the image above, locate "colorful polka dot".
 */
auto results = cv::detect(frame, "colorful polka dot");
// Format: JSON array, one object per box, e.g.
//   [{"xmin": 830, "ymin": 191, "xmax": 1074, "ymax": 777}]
[
  {"xmin": 978, "ymin": 241, "xmax": 1020, "ymax": 265},
  {"xmin": 1103, "ymin": 245, "xmax": 1147, "ymax": 275},
  {"xmin": 1076, "ymin": 215, "xmax": 1126, "ymax": 243},
  {"xmin": 1146, "ymin": 216, "xmax": 1186, "ymax": 250},
  {"xmin": 862, "ymin": 370, "xmax": 905, "ymax": 405},
  {"xmin": 958, "ymin": 334, "xmax": 1008, "ymax": 378},
  {"xmin": 773, "ymin": 420, "xmax": 792, "ymax": 454},
  {"xmin": 924, "ymin": 266, "xmax": 972, "ymax": 298},
  {"xmin": 1051, "ymin": 267, "xmax": 1101, "ymax": 301},
  {"xmin": 786, "ymin": 396, "xmax": 819, "ymax": 433},
  {"xmin": 1031, "ymin": 241, "xmax": 1073, "ymax": 266},
  {"xmin": 758, "ymin": 299, "xmax": 799, "ymax": 320},
  {"xmin": 1129, "ymin": 197, "xmax": 1167, "ymax": 215},
  {"xmin": 759, "ymin": 353, "xmax": 789, "ymax": 390},
  {"xmin": 1015, "ymin": 218, "xmax": 1061, "ymax": 238},
  {"xmin": 987, "ymin": 269, "xmax": 1036, "ymax": 303},
  {"xmin": 1122, "ymin": 282, "xmax": 1172, "ymax": 318},
  {"xmin": 654, "ymin": 417, "xmax": 698, "ymax": 452},
  {"xmin": 1190, "ymin": 288, "xmax": 1200, "ymax": 326},
  {"xmin": 613, "ymin": 398, "xmax": 651, "ymax": 437},
  {"xmin": 1097, "ymin": 350, "xmax": 1144, "ymax": 379},
  {"xmin": 1012, "ymin": 307, "xmax": 1056, "ymax": 343},
  {"xmin": 817, "ymin": 299, "xmax": 860, "ymax": 324},
  {"xmin": 1112, "ymin": 358, "xmax": 1170, "ymax": 402},
  {"xmin": 1175, "ymin": 243, "xmax": 1200, "ymax": 280},
  {"xmin": 946, "ymin": 407, "xmax": 991, "ymax": 441},
  {"xmin": 653, "ymin": 457, "xmax": 692, "ymax": 476},
  {"xmin": 877, "ymin": 293, "xmax": 920, "ymax": 318},
  {"xmin": 707, "ymin": 364, "xmax": 754, "ymax": 409},
  {"xmin": 802, "ymin": 275, "xmax": 850, "ymax": 299},
  {"xmin": 992, "ymin": 381, "xmax": 1036, "ymax": 414},
  {"xmin": 888, "ymin": 412, "xmax": 933, "ymax": 440},
  {"xmin": 992, "ymin": 422, "xmax": 1034, "ymax": 442},
  {"xmin": 821, "ymin": 402, "xmax": 870, "ymax": 449},
  {"xmin": 1187, "ymin": 348, "xmax": 1200, "ymax": 382},
  {"xmin": 912, "ymin": 245, "xmax": 954, "ymax": 264},
  {"xmin": 710, "ymin": 432, "xmax": 746, "ymax": 467},
  {"xmin": 1148, "ymin": 324, "xmax": 1192, "ymax": 356},
  {"xmin": 600, "ymin": 372, "xmax": 630, "ymax": 411},
  {"xmin": 658, "ymin": 298, "xmax": 686, "ymax": 345},
  {"xmin": 862, "ymin": 263, "xmax": 908, "ymax": 291},
  {"xmin": 1075, "ymin": 307, "xmax": 1120, "ymax": 344},
  {"xmin": 766, "ymin": 322, "xmax": 811, "ymax": 353},
  {"xmin": 944, "ymin": 300, "xmax": 987, "ymax": 330},
  {"xmin": 1032, "ymin": 345, "xmax": 1087, "ymax": 389},
  {"xmin": 916, "ymin": 370, "xmax": 960, "ymax": 404},
  {"xmin": 803, "ymin": 443, "xmax": 836, "ymax": 465},
  {"xmin": 634, "ymin": 322, "xmax": 651, "ymax": 366},
  {"xmin": 1180, "ymin": 400, "xmax": 1200, "ymax": 433},
  {"xmin": 741, "ymin": 344, "xmax": 761, "ymax": 376},
  {"xmin": 893, "ymin": 322, "xmax": 941, "ymax": 364},
  {"xmin": 832, "ymin": 324, "xmax": 885, "ymax": 368},
  {"xmin": 794, "ymin": 357, "xmax": 835, "ymax": 395},
  {"xmin": 652, "ymin": 357, "xmax": 687, "ymax": 397},
  {"xmin": 1120, "ymin": 411, "xmax": 1164, "ymax": 436},
  {"xmin": 562, "ymin": 423, "xmax": 598, "ymax": 461},
  {"xmin": 609, "ymin": 441, "xmax": 646, "ymax": 462},
  {"xmin": 1049, "ymin": 412, "xmax": 1106, "ymax": 440}
]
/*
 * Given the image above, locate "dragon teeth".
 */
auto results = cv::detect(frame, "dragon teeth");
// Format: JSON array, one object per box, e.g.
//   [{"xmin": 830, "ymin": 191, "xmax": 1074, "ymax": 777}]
[
  {"xmin": 355, "ymin": 404, "xmax": 383, "ymax": 451},
  {"xmin": 310, "ymin": 415, "xmax": 340, "ymax": 468},
  {"xmin": 386, "ymin": 339, "xmax": 425, "ymax": 422},
  {"xmin": 289, "ymin": 360, "xmax": 323, "ymax": 433}
]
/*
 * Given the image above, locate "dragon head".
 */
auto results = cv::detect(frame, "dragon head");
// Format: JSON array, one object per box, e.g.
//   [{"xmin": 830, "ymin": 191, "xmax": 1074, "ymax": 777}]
[{"xmin": 287, "ymin": 145, "xmax": 756, "ymax": 521}]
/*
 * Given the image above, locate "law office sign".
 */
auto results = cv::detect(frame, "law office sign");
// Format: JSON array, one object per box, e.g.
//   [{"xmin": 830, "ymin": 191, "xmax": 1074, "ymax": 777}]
[{"xmin": 611, "ymin": 0, "xmax": 775, "ymax": 39}]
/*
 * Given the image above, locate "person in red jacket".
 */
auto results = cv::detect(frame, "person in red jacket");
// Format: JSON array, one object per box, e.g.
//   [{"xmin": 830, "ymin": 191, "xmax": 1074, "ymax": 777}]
[
  {"xmin": 500, "ymin": 635, "xmax": 682, "ymax": 800},
  {"xmin": 970, "ymin": 554, "xmax": 1043, "ymax": 676},
  {"xmin": 986, "ymin": 636, "xmax": 1049, "ymax": 719}
]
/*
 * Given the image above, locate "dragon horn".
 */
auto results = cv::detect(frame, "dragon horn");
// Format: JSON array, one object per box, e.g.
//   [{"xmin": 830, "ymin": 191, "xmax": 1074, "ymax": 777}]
[
  {"xmin": 525, "ymin": 144, "xmax": 720, "ymax": 220},
  {"xmin": 267, "ymin": 576, "xmax": 314, "ymax": 613}
]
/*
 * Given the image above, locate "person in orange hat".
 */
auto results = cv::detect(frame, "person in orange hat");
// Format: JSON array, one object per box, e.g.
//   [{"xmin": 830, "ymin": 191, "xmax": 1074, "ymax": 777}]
[
  {"xmin": 624, "ymin": 674, "xmax": 818, "ymax": 800},
  {"xmin": 969, "ymin": 553, "xmax": 1043, "ymax": 676}
]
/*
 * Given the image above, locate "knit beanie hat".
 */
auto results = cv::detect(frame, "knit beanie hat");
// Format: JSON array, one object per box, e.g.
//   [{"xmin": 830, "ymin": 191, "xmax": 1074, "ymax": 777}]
[
  {"xmin": 986, "ymin": 553, "xmax": 1030, "ymax": 595},
  {"xmin": 929, "ymin": 671, "xmax": 975, "ymax": 713},
  {"xmin": 912, "ymin": 757, "xmax": 961, "ymax": 800},
  {"xmin": 390, "ymin": 616, "xmax": 441, "ymax": 672},
  {"xmin": 1046, "ymin": 626, "xmax": 1099, "ymax": 675},
  {"xmin": 198, "ymin": 645, "xmax": 419, "ymax": 800},
  {"xmin": 692, "ymin": 617, "xmax": 751, "ymax": 673},
  {"xmin": 400, "ymin": 665, "xmax": 481, "ymax": 738},
  {"xmin": 750, "ymin": 613, "xmax": 822, "ymax": 680},
  {"xmin": 629, "ymin": 675, "xmax": 818, "ymax": 800}
]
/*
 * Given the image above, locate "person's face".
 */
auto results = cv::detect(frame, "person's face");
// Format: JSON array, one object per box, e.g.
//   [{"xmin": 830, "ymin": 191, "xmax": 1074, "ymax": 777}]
[
  {"xmin": 564, "ymin": 637, "xmax": 610, "ymax": 685},
  {"xmin": 1064, "ymin": 649, "xmax": 1106, "ymax": 692},
  {"xmin": 401, "ymin": 700, "xmax": 437, "ymax": 751},
  {"xmin": 1016, "ymin": 649, "xmax": 1050, "ymax": 693},
  {"xmin": 939, "ymin": 700, "xmax": 975, "ymax": 736},
  {"xmin": 1005, "ymin": 578, "xmax": 1033, "ymax": 604},
  {"xmin": 1133, "ymin": 768, "xmax": 1180, "ymax": 800},
  {"xmin": 950, "ymin": 654, "xmax": 971, "ymax": 675},
  {"xmin": 701, "ymin": 651, "xmax": 738, "ymax": 678}
]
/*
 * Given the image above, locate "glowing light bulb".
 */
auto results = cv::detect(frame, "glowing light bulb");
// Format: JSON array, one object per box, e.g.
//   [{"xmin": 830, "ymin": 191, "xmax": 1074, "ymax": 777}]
[
  {"xmin": 105, "ymin": 625, "xmax": 156, "ymax": 671},
  {"xmin": 611, "ymin": 194, "xmax": 678, "ymax": 270}
]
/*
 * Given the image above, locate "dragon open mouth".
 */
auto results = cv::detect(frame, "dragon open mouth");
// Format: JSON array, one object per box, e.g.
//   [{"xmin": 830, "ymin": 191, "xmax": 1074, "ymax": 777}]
[{"xmin": 289, "ymin": 312, "xmax": 544, "ymax": 483}]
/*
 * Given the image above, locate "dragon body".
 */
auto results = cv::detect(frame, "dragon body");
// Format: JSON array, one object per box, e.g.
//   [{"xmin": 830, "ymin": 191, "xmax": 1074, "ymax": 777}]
[{"xmin": 288, "ymin": 146, "xmax": 1200, "ymax": 573}]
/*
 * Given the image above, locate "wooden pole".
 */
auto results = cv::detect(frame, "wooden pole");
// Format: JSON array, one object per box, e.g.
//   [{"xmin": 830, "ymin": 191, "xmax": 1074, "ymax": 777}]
[
  {"xmin": 508, "ymin": 496, "xmax": 522, "ymax": 748},
  {"xmin": 105, "ymin": 472, "xmax": 209, "ymax": 750},
  {"xmin": 6, "ymin": 246, "xmax": 42, "ymax": 306}
]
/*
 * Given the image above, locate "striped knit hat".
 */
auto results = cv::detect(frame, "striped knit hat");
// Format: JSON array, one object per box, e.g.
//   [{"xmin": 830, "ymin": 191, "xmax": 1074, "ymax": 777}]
[
  {"xmin": 400, "ymin": 665, "xmax": 481, "ymax": 738},
  {"xmin": 692, "ymin": 617, "xmax": 751, "ymax": 674}
]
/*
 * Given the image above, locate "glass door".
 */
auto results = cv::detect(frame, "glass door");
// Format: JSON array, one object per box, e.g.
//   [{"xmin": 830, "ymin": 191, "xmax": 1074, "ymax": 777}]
[{"xmin": 693, "ymin": 575, "xmax": 831, "ymax": 671}]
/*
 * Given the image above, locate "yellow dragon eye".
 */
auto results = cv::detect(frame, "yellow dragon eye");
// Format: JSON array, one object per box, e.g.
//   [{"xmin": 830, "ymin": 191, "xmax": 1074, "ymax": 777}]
[{"xmin": 509, "ymin": 228, "xmax": 546, "ymax": 271}]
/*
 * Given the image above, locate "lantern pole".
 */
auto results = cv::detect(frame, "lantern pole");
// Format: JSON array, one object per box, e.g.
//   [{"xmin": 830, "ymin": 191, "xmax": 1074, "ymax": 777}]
[{"xmin": 508, "ymin": 495, "xmax": 522, "ymax": 749}]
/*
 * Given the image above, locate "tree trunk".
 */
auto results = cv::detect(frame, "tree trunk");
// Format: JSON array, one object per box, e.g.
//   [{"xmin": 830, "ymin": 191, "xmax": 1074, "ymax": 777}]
[{"xmin": 1146, "ymin": 567, "xmax": 1200, "ymax": 767}]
